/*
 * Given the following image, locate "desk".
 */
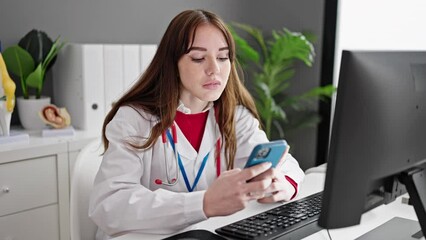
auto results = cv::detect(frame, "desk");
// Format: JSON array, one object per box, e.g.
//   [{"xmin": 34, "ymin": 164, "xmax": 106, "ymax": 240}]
[
  {"xmin": 0, "ymin": 128, "xmax": 96, "ymax": 240},
  {"xmin": 113, "ymin": 172, "xmax": 421, "ymax": 240}
]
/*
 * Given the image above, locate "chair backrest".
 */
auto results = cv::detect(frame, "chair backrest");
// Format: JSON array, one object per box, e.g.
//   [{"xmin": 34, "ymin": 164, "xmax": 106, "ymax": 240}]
[{"xmin": 70, "ymin": 139, "xmax": 103, "ymax": 240}]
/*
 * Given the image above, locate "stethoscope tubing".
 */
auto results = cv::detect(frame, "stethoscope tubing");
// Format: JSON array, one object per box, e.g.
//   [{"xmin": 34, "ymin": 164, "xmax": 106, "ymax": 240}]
[{"xmin": 158, "ymin": 123, "xmax": 179, "ymax": 186}]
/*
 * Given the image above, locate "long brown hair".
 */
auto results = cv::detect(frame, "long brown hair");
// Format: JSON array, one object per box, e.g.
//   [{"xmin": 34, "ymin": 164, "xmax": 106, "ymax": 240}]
[{"xmin": 102, "ymin": 9, "xmax": 260, "ymax": 169}]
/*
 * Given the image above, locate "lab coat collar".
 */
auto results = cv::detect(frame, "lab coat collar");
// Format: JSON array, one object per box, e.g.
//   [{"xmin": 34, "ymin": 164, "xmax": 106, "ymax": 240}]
[
  {"xmin": 177, "ymin": 100, "xmax": 214, "ymax": 114},
  {"xmin": 174, "ymin": 108, "xmax": 220, "ymax": 161}
]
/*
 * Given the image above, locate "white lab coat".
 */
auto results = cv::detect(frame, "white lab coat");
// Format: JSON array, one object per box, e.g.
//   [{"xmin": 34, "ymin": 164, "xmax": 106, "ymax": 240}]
[{"xmin": 89, "ymin": 105, "xmax": 305, "ymax": 239}]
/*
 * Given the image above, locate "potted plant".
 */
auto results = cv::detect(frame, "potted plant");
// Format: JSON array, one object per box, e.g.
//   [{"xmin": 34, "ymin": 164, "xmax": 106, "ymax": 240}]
[
  {"xmin": 229, "ymin": 23, "xmax": 335, "ymax": 139},
  {"xmin": 2, "ymin": 29, "xmax": 66, "ymax": 130}
]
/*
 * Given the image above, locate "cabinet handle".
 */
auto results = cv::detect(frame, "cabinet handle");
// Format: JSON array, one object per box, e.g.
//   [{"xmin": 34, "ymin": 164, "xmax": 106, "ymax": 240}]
[{"xmin": 2, "ymin": 186, "xmax": 10, "ymax": 193}]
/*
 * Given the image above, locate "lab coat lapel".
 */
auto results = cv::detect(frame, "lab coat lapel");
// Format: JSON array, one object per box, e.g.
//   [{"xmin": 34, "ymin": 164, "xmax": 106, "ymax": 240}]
[
  {"xmin": 192, "ymin": 109, "xmax": 219, "ymax": 190},
  {"xmin": 197, "ymin": 109, "xmax": 217, "ymax": 161},
  {"xmin": 174, "ymin": 124, "xmax": 197, "ymax": 160}
]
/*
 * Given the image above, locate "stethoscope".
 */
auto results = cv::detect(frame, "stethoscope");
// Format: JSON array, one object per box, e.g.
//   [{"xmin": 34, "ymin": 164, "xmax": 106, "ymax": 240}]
[
  {"xmin": 154, "ymin": 122, "xmax": 221, "ymax": 192},
  {"xmin": 154, "ymin": 123, "xmax": 179, "ymax": 186}
]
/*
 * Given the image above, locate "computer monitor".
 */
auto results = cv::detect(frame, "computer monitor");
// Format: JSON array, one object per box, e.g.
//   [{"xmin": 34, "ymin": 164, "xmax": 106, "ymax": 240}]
[{"xmin": 318, "ymin": 50, "xmax": 426, "ymax": 236}]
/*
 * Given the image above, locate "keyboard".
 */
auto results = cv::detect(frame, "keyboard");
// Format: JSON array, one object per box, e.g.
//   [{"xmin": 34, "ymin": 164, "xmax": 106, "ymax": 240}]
[{"xmin": 215, "ymin": 191, "xmax": 323, "ymax": 240}]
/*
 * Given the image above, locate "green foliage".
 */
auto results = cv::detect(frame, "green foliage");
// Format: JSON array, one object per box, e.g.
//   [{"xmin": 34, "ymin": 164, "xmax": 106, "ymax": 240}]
[
  {"xmin": 2, "ymin": 29, "xmax": 66, "ymax": 99},
  {"xmin": 230, "ymin": 22, "xmax": 336, "ymax": 139}
]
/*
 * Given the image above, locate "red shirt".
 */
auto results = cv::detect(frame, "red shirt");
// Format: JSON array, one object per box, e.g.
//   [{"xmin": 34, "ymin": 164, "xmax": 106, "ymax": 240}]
[{"xmin": 175, "ymin": 110, "xmax": 209, "ymax": 152}]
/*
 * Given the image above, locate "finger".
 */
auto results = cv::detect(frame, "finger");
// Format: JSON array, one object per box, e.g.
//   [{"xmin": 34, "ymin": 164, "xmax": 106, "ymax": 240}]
[
  {"xmin": 262, "ymin": 181, "xmax": 278, "ymax": 193},
  {"xmin": 250, "ymin": 168, "xmax": 275, "ymax": 182},
  {"xmin": 257, "ymin": 180, "xmax": 295, "ymax": 203},
  {"xmin": 257, "ymin": 194, "xmax": 277, "ymax": 203},
  {"xmin": 257, "ymin": 190, "xmax": 292, "ymax": 203},
  {"xmin": 240, "ymin": 162, "xmax": 272, "ymax": 181},
  {"xmin": 244, "ymin": 177, "xmax": 272, "ymax": 193},
  {"xmin": 246, "ymin": 191, "xmax": 266, "ymax": 200},
  {"xmin": 221, "ymin": 168, "xmax": 241, "ymax": 176},
  {"xmin": 265, "ymin": 174, "xmax": 294, "ymax": 192}
]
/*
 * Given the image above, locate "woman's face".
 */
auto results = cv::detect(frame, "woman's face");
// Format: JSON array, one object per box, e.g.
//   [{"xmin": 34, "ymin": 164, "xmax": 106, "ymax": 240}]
[{"xmin": 177, "ymin": 24, "xmax": 231, "ymax": 111}]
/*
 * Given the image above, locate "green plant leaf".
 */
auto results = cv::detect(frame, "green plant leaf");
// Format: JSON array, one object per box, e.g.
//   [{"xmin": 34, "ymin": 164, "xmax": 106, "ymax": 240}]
[
  {"xmin": 279, "ymin": 85, "xmax": 336, "ymax": 111},
  {"xmin": 26, "ymin": 63, "xmax": 45, "ymax": 98},
  {"xmin": 42, "ymin": 36, "xmax": 66, "ymax": 70},
  {"xmin": 268, "ymin": 29, "xmax": 315, "ymax": 67},
  {"xmin": 228, "ymin": 26, "xmax": 259, "ymax": 65},
  {"xmin": 231, "ymin": 22, "xmax": 268, "ymax": 61},
  {"xmin": 301, "ymin": 31, "xmax": 317, "ymax": 44},
  {"xmin": 282, "ymin": 111, "xmax": 321, "ymax": 131},
  {"xmin": 303, "ymin": 85, "xmax": 336, "ymax": 99},
  {"xmin": 2, "ymin": 45, "xmax": 35, "ymax": 98},
  {"xmin": 271, "ymin": 81, "xmax": 291, "ymax": 97},
  {"xmin": 297, "ymin": 85, "xmax": 336, "ymax": 104},
  {"xmin": 2, "ymin": 45, "xmax": 35, "ymax": 78}
]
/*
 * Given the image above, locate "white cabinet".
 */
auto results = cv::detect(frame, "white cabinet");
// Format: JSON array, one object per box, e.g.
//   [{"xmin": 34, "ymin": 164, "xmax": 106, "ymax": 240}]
[{"xmin": 0, "ymin": 130, "xmax": 96, "ymax": 240}]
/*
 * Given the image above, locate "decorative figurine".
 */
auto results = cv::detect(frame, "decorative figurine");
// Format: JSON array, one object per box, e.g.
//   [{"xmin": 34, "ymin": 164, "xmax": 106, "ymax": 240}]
[{"xmin": 39, "ymin": 104, "xmax": 71, "ymax": 129}]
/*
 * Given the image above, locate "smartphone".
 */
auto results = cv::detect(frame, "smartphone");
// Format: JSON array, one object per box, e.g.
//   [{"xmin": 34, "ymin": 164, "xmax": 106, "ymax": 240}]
[{"xmin": 244, "ymin": 140, "xmax": 288, "ymax": 168}]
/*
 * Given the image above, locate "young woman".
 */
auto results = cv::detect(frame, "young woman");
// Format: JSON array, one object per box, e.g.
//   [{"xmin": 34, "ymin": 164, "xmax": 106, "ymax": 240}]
[{"xmin": 89, "ymin": 9, "xmax": 305, "ymax": 239}]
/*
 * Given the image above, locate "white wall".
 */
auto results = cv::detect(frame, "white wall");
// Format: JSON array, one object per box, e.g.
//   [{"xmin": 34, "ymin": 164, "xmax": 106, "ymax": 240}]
[{"xmin": 334, "ymin": 0, "xmax": 426, "ymax": 84}]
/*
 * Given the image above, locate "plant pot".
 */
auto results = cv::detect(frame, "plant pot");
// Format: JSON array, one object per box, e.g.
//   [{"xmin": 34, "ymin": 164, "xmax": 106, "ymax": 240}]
[{"xmin": 17, "ymin": 96, "xmax": 51, "ymax": 130}]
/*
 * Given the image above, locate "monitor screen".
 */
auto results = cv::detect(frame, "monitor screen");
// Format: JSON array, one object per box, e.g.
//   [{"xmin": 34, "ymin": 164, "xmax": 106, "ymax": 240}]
[{"xmin": 318, "ymin": 50, "xmax": 426, "ymax": 233}]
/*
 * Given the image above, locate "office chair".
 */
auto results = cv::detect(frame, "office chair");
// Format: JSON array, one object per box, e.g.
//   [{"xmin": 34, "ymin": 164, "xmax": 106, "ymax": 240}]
[
  {"xmin": 70, "ymin": 139, "xmax": 103, "ymax": 240},
  {"xmin": 304, "ymin": 163, "xmax": 327, "ymax": 175}
]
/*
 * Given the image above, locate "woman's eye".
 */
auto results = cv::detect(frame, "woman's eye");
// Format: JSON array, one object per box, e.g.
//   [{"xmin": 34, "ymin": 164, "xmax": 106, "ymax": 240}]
[
  {"xmin": 218, "ymin": 57, "xmax": 229, "ymax": 62},
  {"xmin": 191, "ymin": 58, "xmax": 204, "ymax": 63}
]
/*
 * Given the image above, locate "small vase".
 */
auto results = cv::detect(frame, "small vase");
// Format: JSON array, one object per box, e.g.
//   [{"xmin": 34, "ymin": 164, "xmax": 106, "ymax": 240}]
[{"xmin": 17, "ymin": 96, "xmax": 51, "ymax": 130}]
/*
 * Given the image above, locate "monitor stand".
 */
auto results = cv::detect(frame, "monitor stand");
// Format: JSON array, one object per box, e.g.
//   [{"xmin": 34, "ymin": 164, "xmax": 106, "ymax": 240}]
[
  {"xmin": 356, "ymin": 217, "xmax": 423, "ymax": 240},
  {"xmin": 359, "ymin": 162, "xmax": 426, "ymax": 240},
  {"xmin": 400, "ymin": 162, "xmax": 426, "ymax": 236}
]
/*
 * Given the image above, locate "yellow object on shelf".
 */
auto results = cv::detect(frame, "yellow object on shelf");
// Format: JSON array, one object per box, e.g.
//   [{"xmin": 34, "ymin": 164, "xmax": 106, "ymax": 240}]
[{"xmin": 0, "ymin": 52, "xmax": 16, "ymax": 112}]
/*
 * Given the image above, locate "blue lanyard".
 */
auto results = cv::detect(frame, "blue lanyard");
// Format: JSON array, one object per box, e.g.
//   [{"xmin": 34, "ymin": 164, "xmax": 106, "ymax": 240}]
[{"xmin": 166, "ymin": 130, "xmax": 210, "ymax": 192}]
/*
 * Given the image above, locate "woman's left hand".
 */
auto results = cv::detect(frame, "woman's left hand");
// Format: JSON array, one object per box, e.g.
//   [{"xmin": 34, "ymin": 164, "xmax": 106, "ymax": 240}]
[{"xmin": 248, "ymin": 168, "xmax": 295, "ymax": 203}]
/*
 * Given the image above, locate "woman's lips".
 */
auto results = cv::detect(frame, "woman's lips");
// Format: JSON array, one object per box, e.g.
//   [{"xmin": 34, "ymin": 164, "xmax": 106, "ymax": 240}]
[{"xmin": 203, "ymin": 80, "xmax": 221, "ymax": 90}]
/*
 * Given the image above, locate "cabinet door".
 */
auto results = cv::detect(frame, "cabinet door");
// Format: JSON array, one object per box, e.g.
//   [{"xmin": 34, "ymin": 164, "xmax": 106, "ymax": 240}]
[
  {"xmin": 0, "ymin": 205, "xmax": 59, "ymax": 240},
  {"xmin": 0, "ymin": 156, "xmax": 58, "ymax": 217}
]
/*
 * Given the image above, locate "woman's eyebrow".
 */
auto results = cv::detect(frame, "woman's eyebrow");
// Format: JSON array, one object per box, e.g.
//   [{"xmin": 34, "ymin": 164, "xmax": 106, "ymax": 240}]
[{"xmin": 187, "ymin": 46, "xmax": 229, "ymax": 52}]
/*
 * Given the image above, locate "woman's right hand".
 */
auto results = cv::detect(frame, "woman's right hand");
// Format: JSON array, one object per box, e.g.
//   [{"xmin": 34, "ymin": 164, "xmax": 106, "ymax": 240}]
[{"xmin": 203, "ymin": 162, "xmax": 272, "ymax": 217}]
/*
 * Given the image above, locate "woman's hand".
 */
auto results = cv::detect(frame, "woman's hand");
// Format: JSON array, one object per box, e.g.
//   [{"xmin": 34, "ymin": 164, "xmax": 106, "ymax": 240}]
[
  {"xmin": 250, "ymin": 167, "xmax": 296, "ymax": 203},
  {"xmin": 203, "ymin": 162, "xmax": 272, "ymax": 217}
]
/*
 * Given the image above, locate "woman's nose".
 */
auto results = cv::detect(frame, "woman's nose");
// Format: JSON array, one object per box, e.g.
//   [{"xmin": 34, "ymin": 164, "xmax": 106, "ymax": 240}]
[{"xmin": 206, "ymin": 58, "xmax": 220, "ymax": 76}]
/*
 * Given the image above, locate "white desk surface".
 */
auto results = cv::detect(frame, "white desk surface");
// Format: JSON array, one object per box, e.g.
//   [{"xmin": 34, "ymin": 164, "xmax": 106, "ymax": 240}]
[{"xmin": 113, "ymin": 172, "xmax": 422, "ymax": 240}]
